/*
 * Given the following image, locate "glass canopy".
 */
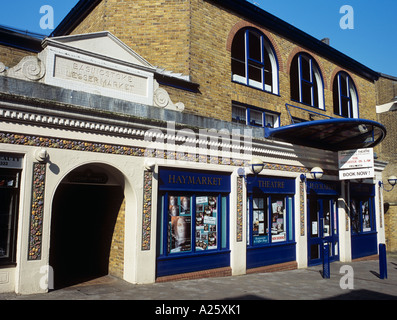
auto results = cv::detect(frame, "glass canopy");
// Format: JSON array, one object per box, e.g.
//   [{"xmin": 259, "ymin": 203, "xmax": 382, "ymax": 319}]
[{"xmin": 265, "ymin": 118, "xmax": 386, "ymax": 151}]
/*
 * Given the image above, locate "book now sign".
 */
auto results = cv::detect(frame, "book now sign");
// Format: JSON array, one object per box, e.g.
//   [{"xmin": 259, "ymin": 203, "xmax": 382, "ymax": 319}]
[{"xmin": 338, "ymin": 148, "xmax": 374, "ymax": 180}]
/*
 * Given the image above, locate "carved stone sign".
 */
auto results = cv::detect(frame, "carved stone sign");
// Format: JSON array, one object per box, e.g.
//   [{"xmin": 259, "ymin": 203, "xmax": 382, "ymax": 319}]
[
  {"xmin": 1, "ymin": 31, "xmax": 185, "ymax": 112},
  {"xmin": 53, "ymin": 56, "xmax": 148, "ymax": 97}
]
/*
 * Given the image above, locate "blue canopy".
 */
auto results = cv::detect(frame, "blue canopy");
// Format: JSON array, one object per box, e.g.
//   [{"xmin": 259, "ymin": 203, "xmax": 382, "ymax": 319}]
[{"xmin": 265, "ymin": 118, "xmax": 386, "ymax": 151}]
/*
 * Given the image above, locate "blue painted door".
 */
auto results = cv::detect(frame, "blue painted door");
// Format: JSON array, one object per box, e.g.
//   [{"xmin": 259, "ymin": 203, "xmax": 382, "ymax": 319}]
[{"xmin": 307, "ymin": 197, "xmax": 339, "ymax": 266}]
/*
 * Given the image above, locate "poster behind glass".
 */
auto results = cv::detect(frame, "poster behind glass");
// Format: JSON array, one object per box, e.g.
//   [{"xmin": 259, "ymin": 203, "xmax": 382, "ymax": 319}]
[
  {"xmin": 252, "ymin": 197, "xmax": 268, "ymax": 245},
  {"xmin": 168, "ymin": 195, "xmax": 191, "ymax": 253},
  {"xmin": 196, "ymin": 196, "xmax": 217, "ymax": 251},
  {"xmin": 351, "ymin": 200, "xmax": 360, "ymax": 233},
  {"xmin": 271, "ymin": 198, "xmax": 286, "ymax": 243},
  {"xmin": 362, "ymin": 200, "xmax": 371, "ymax": 232}
]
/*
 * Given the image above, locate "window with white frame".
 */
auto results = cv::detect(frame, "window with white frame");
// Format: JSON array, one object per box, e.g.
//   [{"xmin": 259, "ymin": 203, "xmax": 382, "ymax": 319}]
[
  {"xmin": 232, "ymin": 103, "xmax": 279, "ymax": 128},
  {"xmin": 333, "ymin": 71, "xmax": 359, "ymax": 118},
  {"xmin": 231, "ymin": 28, "xmax": 279, "ymax": 94},
  {"xmin": 290, "ymin": 53, "xmax": 324, "ymax": 109}
]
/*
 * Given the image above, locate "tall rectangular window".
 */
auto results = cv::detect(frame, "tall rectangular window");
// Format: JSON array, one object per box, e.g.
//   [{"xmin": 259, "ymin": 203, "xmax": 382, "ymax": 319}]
[
  {"xmin": 162, "ymin": 193, "xmax": 229, "ymax": 255},
  {"xmin": 0, "ymin": 169, "xmax": 20, "ymax": 266},
  {"xmin": 351, "ymin": 197, "xmax": 375, "ymax": 234}
]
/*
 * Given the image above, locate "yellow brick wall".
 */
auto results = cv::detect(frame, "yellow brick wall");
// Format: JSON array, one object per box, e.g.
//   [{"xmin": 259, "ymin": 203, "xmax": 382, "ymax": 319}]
[
  {"xmin": 377, "ymin": 76, "xmax": 397, "ymax": 253},
  {"xmin": 385, "ymin": 205, "xmax": 397, "ymax": 252},
  {"xmin": 69, "ymin": 0, "xmax": 378, "ymax": 124},
  {"xmin": 71, "ymin": 1, "xmax": 106, "ymax": 36},
  {"xmin": 108, "ymin": 198, "xmax": 125, "ymax": 278},
  {"xmin": 0, "ymin": 44, "xmax": 37, "ymax": 68}
]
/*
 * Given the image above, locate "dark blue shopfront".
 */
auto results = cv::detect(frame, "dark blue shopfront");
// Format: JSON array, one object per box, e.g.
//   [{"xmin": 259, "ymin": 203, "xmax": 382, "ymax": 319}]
[
  {"xmin": 246, "ymin": 176, "xmax": 296, "ymax": 269},
  {"xmin": 156, "ymin": 168, "xmax": 231, "ymax": 278},
  {"xmin": 350, "ymin": 183, "xmax": 377, "ymax": 260},
  {"xmin": 306, "ymin": 181, "xmax": 340, "ymax": 266}
]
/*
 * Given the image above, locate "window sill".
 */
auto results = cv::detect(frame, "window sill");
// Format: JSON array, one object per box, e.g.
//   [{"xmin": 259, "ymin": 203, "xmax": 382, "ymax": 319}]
[
  {"xmin": 158, "ymin": 249, "xmax": 231, "ymax": 261},
  {"xmin": 231, "ymin": 80, "xmax": 280, "ymax": 97},
  {"xmin": 0, "ymin": 262, "xmax": 17, "ymax": 268}
]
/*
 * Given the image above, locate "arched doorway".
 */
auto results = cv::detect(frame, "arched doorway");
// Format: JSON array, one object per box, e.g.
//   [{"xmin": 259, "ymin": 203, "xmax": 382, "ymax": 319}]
[{"xmin": 49, "ymin": 164, "xmax": 125, "ymax": 289}]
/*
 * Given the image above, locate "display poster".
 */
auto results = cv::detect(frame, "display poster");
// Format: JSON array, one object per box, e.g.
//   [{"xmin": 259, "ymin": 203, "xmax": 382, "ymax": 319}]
[
  {"xmin": 195, "ymin": 196, "xmax": 217, "ymax": 251},
  {"xmin": 271, "ymin": 199, "xmax": 286, "ymax": 242},
  {"xmin": 362, "ymin": 200, "xmax": 371, "ymax": 232},
  {"xmin": 168, "ymin": 196, "xmax": 191, "ymax": 253},
  {"xmin": 252, "ymin": 197, "xmax": 268, "ymax": 245},
  {"xmin": 351, "ymin": 200, "xmax": 360, "ymax": 233}
]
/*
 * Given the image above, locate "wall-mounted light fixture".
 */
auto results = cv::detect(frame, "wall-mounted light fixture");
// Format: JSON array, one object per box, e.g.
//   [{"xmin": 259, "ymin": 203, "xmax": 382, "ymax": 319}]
[
  {"xmin": 249, "ymin": 158, "xmax": 265, "ymax": 175},
  {"xmin": 379, "ymin": 175, "xmax": 397, "ymax": 192},
  {"xmin": 300, "ymin": 167, "xmax": 324, "ymax": 182},
  {"xmin": 238, "ymin": 158, "xmax": 265, "ymax": 182}
]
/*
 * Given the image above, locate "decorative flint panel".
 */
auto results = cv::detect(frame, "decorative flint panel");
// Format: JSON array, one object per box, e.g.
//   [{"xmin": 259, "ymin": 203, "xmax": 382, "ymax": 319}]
[
  {"xmin": 142, "ymin": 171, "xmax": 153, "ymax": 251},
  {"xmin": 236, "ymin": 177, "xmax": 243, "ymax": 242},
  {"xmin": 300, "ymin": 182, "xmax": 305, "ymax": 236},
  {"xmin": 28, "ymin": 163, "xmax": 46, "ymax": 260}
]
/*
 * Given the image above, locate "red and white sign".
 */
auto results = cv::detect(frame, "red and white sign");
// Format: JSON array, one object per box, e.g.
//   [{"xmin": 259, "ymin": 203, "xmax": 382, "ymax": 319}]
[
  {"xmin": 338, "ymin": 148, "xmax": 374, "ymax": 170},
  {"xmin": 338, "ymin": 148, "xmax": 374, "ymax": 180}
]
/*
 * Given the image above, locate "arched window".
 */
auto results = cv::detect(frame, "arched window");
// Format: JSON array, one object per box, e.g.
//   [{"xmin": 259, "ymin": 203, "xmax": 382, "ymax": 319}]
[
  {"xmin": 290, "ymin": 53, "xmax": 324, "ymax": 109},
  {"xmin": 333, "ymin": 72, "xmax": 359, "ymax": 118},
  {"xmin": 231, "ymin": 28, "xmax": 279, "ymax": 94}
]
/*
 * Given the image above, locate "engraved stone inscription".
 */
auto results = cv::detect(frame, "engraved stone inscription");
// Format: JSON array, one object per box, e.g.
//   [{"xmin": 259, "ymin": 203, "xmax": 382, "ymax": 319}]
[{"xmin": 54, "ymin": 56, "xmax": 148, "ymax": 96}]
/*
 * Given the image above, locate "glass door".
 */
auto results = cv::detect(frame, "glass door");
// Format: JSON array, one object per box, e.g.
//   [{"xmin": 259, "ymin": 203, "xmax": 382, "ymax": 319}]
[{"xmin": 307, "ymin": 197, "xmax": 339, "ymax": 266}]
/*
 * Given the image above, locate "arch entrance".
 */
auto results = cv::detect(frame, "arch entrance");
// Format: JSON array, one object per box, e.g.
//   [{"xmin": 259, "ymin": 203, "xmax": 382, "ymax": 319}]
[{"xmin": 49, "ymin": 164, "xmax": 125, "ymax": 289}]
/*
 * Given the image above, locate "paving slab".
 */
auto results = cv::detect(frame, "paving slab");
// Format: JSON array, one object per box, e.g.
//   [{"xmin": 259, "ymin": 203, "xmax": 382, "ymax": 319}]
[{"xmin": 2, "ymin": 255, "xmax": 397, "ymax": 301}]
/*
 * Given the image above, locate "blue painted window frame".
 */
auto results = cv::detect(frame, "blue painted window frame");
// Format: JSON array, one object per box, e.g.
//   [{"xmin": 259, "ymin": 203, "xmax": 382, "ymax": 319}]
[
  {"xmin": 350, "ymin": 197, "xmax": 376, "ymax": 235},
  {"xmin": 232, "ymin": 102, "xmax": 280, "ymax": 128},
  {"xmin": 246, "ymin": 176, "xmax": 296, "ymax": 248},
  {"xmin": 350, "ymin": 183, "xmax": 376, "ymax": 235},
  {"xmin": 156, "ymin": 169, "xmax": 231, "ymax": 277},
  {"xmin": 290, "ymin": 53, "xmax": 325, "ymax": 110},
  {"xmin": 158, "ymin": 192, "xmax": 230, "ymax": 257},
  {"xmin": 231, "ymin": 28, "xmax": 279, "ymax": 94},
  {"xmin": 333, "ymin": 71, "xmax": 359, "ymax": 118},
  {"xmin": 247, "ymin": 194, "xmax": 295, "ymax": 248}
]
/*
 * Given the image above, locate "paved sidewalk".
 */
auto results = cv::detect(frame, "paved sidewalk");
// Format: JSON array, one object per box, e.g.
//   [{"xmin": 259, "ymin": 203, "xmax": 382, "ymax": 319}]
[{"xmin": 2, "ymin": 255, "xmax": 397, "ymax": 300}]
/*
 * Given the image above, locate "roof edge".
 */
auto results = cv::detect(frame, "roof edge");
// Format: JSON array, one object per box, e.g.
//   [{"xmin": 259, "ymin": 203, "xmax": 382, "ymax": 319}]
[
  {"xmin": 51, "ymin": 0, "xmax": 101, "ymax": 37},
  {"xmin": 51, "ymin": 0, "xmax": 380, "ymax": 82}
]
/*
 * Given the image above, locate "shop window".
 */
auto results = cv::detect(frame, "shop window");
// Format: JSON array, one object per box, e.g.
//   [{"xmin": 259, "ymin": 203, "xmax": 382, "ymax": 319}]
[
  {"xmin": 247, "ymin": 195, "xmax": 294, "ymax": 246},
  {"xmin": 232, "ymin": 103, "xmax": 280, "ymax": 128},
  {"xmin": 231, "ymin": 28, "xmax": 279, "ymax": 94},
  {"xmin": 0, "ymin": 169, "xmax": 20, "ymax": 266},
  {"xmin": 333, "ymin": 72, "xmax": 359, "ymax": 118},
  {"xmin": 290, "ymin": 53, "xmax": 324, "ymax": 109},
  {"xmin": 157, "ymin": 169, "xmax": 231, "ymax": 277},
  {"xmin": 351, "ymin": 198, "xmax": 375, "ymax": 234},
  {"xmin": 163, "ymin": 194, "xmax": 228, "ymax": 254}
]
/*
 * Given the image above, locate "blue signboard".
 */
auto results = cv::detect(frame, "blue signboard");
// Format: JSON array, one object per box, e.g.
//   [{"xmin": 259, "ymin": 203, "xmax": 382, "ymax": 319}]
[
  {"xmin": 306, "ymin": 180, "xmax": 340, "ymax": 196},
  {"xmin": 350, "ymin": 183, "xmax": 375, "ymax": 197},
  {"xmin": 247, "ymin": 176, "xmax": 295, "ymax": 194},
  {"xmin": 158, "ymin": 168, "xmax": 231, "ymax": 193}
]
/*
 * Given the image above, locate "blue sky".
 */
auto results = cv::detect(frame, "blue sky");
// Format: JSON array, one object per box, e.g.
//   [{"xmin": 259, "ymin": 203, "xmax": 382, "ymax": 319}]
[{"xmin": 1, "ymin": 0, "xmax": 396, "ymax": 76}]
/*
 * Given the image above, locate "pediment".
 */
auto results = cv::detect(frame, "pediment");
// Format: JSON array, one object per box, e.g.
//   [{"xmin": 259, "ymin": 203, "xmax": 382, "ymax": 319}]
[{"xmin": 43, "ymin": 31, "xmax": 154, "ymax": 68}]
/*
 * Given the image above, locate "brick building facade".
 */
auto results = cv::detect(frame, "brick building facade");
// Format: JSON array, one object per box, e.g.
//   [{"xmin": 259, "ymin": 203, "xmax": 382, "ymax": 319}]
[
  {"xmin": 377, "ymin": 74, "xmax": 397, "ymax": 252},
  {"xmin": 0, "ymin": 0, "xmax": 392, "ymax": 294},
  {"xmin": 53, "ymin": 0, "xmax": 379, "ymax": 125}
]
